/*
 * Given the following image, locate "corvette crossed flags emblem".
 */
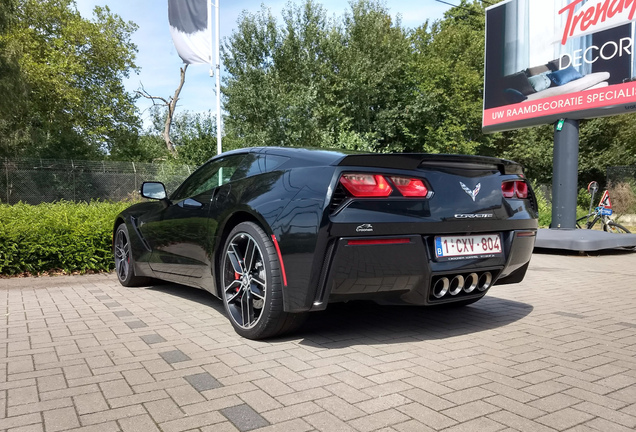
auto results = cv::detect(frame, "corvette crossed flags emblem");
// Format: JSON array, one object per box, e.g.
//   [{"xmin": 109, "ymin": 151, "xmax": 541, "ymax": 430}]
[{"xmin": 460, "ymin": 182, "xmax": 481, "ymax": 202}]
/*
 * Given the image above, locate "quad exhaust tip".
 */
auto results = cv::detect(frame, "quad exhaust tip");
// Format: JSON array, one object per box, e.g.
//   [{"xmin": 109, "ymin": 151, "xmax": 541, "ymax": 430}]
[
  {"xmin": 449, "ymin": 275, "xmax": 464, "ymax": 296},
  {"xmin": 464, "ymin": 273, "xmax": 478, "ymax": 293},
  {"xmin": 431, "ymin": 271, "xmax": 494, "ymax": 299},
  {"xmin": 432, "ymin": 277, "xmax": 449, "ymax": 299},
  {"xmin": 478, "ymin": 272, "xmax": 492, "ymax": 291}
]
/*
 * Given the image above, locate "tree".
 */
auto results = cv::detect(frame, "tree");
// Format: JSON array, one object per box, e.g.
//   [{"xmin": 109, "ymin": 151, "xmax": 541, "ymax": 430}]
[
  {"xmin": 222, "ymin": 0, "xmax": 413, "ymax": 151},
  {"xmin": 0, "ymin": 0, "xmax": 140, "ymax": 159},
  {"xmin": 136, "ymin": 65, "xmax": 189, "ymax": 157},
  {"xmin": 129, "ymin": 106, "xmax": 217, "ymax": 166},
  {"xmin": 0, "ymin": 0, "xmax": 25, "ymax": 141},
  {"xmin": 407, "ymin": 1, "xmax": 496, "ymax": 155},
  {"xmin": 172, "ymin": 111, "xmax": 218, "ymax": 166},
  {"xmin": 336, "ymin": 0, "xmax": 413, "ymax": 152},
  {"xmin": 221, "ymin": 0, "xmax": 636, "ymax": 189}
]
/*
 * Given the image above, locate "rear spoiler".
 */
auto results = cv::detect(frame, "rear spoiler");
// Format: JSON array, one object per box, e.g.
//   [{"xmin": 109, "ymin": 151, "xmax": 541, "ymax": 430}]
[{"xmin": 336, "ymin": 153, "xmax": 523, "ymax": 175}]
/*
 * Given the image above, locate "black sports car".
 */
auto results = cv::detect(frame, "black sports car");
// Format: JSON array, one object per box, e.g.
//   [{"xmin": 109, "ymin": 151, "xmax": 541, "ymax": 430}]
[{"xmin": 113, "ymin": 147, "xmax": 537, "ymax": 339}]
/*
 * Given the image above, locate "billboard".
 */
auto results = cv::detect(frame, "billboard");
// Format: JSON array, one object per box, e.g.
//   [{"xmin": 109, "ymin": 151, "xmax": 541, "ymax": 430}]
[{"xmin": 483, "ymin": 0, "xmax": 636, "ymax": 133}]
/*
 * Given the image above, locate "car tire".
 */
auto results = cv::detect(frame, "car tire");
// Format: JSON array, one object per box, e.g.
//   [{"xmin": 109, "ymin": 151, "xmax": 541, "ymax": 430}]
[
  {"xmin": 220, "ymin": 222, "xmax": 305, "ymax": 339},
  {"xmin": 114, "ymin": 224, "xmax": 152, "ymax": 287}
]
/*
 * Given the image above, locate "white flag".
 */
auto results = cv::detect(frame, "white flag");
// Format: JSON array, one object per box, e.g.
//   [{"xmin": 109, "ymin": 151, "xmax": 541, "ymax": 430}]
[{"xmin": 168, "ymin": 0, "xmax": 211, "ymax": 64}]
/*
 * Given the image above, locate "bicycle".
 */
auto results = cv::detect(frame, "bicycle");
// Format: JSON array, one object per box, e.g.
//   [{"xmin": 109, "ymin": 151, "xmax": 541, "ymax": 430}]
[{"xmin": 576, "ymin": 181, "xmax": 631, "ymax": 233}]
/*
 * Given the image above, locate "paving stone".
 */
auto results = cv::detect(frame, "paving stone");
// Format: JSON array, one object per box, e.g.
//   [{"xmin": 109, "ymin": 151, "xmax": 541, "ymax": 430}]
[
  {"xmin": 304, "ymin": 411, "xmax": 356, "ymax": 432},
  {"xmin": 159, "ymin": 350, "xmax": 191, "ymax": 364},
  {"xmin": 125, "ymin": 320, "xmax": 148, "ymax": 330},
  {"xmin": 166, "ymin": 385, "xmax": 206, "ymax": 406},
  {"xmin": 221, "ymin": 404, "xmax": 269, "ymax": 431},
  {"xmin": 185, "ymin": 372, "xmax": 222, "ymax": 392},
  {"xmin": 8, "ymin": 423, "xmax": 45, "ymax": 432},
  {"xmin": 314, "ymin": 395, "xmax": 365, "ymax": 421},
  {"xmin": 7, "ymin": 386, "xmax": 39, "ymax": 406},
  {"xmin": 113, "ymin": 310, "xmax": 134, "ymax": 318},
  {"xmin": 159, "ymin": 411, "xmax": 226, "ymax": 432},
  {"xmin": 144, "ymin": 398, "xmax": 185, "ymax": 423},
  {"xmin": 0, "ymin": 413, "xmax": 41, "ymax": 430},
  {"xmin": 122, "ymin": 369, "xmax": 155, "ymax": 386},
  {"xmin": 261, "ymin": 401, "xmax": 322, "ymax": 424},
  {"xmin": 43, "ymin": 407, "xmax": 80, "ymax": 432},
  {"xmin": 80, "ymin": 405, "xmax": 146, "ymax": 426},
  {"xmin": 348, "ymin": 409, "xmax": 411, "ymax": 432},
  {"xmin": 118, "ymin": 414, "xmax": 161, "ymax": 432},
  {"xmin": 2, "ymin": 253, "xmax": 636, "ymax": 432},
  {"xmin": 99, "ymin": 379, "xmax": 133, "ymax": 399},
  {"xmin": 536, "ymin": 407, "xmax": 595, "ymax": 430},
  {"xmin": 74, "ymin": 392, "xmax": 109, "ymax": 415}
]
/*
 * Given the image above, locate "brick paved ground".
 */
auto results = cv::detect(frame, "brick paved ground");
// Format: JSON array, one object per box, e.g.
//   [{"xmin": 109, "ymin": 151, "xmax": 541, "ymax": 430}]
[{"xmin": 1, "ymin": 250, "xmax": 636, "ymax": 432}]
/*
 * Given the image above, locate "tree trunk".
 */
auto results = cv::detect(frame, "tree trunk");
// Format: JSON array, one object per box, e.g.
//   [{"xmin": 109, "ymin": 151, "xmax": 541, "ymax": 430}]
[{"xmin": 162, "ymin": 64, "xmax": 188, "ymax": 156}]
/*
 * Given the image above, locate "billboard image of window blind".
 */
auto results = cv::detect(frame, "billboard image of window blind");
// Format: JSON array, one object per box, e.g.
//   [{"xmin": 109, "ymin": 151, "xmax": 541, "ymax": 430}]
[{"xmin": 483, "ymin": 0, "xmax": 636, "ymax": 133}]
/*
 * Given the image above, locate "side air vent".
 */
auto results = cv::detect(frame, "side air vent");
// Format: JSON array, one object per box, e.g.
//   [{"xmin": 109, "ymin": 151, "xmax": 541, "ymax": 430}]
[
  {"xmin": 329, "ymin": 183, "xmax": 349, "ymax": 213},
  {"xmin": 526, "ymin": 185, "xmax": 538, "ymax": 214}
]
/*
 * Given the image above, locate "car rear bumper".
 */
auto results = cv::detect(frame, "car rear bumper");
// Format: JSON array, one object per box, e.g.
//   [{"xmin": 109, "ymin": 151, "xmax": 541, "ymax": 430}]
[{"xmin": 307, "ymin": 229, "xmax": 535, "ymax": 309}]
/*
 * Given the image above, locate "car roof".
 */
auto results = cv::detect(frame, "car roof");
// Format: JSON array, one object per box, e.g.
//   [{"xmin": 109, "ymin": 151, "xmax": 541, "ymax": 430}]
[
  {"xmin": 213, "ymin": 147, "xmax": 520, "ymax": 171},
  {"xmin": 218, "ymin": 146, "xmax": 353, "ymax": 166}
]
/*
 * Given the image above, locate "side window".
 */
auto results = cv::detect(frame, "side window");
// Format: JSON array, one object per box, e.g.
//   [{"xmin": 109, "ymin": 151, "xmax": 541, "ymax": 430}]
[
  {"xmin": 265, "ymin": 155, "xmax": 289, "ymax": 172},
  {"xmin": 230, "ymin": 153, "xmax": 263, "ymax": 182},
  {"xmin": 171, "ymin": 155, "xmax": 246, "ymax": 201}
]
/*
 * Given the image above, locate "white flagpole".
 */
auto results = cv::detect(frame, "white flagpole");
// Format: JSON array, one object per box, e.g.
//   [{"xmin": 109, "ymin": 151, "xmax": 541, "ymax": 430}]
[{"xmin": 215, "ymin": 0, "xmax": 222, "ymax": 155}]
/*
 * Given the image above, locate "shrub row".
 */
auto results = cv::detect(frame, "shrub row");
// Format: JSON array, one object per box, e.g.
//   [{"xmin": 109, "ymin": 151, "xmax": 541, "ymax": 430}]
[{"xmin": 0, "ymin": 201, "xmax": 131, "ymax": 275}]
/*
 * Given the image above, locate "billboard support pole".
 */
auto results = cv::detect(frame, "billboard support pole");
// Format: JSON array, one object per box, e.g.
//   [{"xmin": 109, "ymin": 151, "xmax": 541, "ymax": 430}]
[
  {"xmin": 536, "ymin": 118, "xmax": 636, "ymax": 250},
  {"xmin": 550, "ymin": 118, "xmax": 579, "ymax": 229}
]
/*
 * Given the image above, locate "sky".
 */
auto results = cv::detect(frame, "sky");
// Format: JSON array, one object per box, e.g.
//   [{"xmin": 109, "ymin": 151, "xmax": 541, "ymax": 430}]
[{"xmin": 74, "ymin": 0, "xmax": 453, "ymax": 129}]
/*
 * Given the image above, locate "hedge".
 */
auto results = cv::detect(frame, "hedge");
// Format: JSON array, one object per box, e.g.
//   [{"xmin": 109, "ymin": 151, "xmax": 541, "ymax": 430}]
[{"xmin": 0, "ymin": 201, "xmax": 131, "ymax": 275}]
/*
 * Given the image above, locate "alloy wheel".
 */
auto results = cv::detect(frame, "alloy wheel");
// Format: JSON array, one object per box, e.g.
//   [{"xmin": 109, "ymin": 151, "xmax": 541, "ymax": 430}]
[
  {"xmin": 223, "ymin": 232, "xmax": 267, "ymax": 329},
  {"xmin": 114, "ymin": 228, "xmax": 130, "ymax": 282}
]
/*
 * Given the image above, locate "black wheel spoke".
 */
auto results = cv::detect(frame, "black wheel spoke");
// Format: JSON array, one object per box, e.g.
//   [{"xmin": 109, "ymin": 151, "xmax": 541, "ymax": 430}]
[
  {"xmin": 250, "ymin": 288, "xmax": 264, "ymax": 301},
  {"xmin": 251, "ymin": 277, "xmax": 266, "ymax": 289},
  {"xmin": 225, "ymin": 280, "xmax": 241, "ymax": 293},
  {"xmin": 244, "ymin": 238, "xmax": 257, "ymax": 273},
  {"xmin": 241, "ymin": 289, "xmax": 253, "ymax": 327},
  {"xmin": 228, "ymin": 244, "xmax": 244, "ymax": 274},
  {"xmin": 118, "ymin": 259, "xmax": 126, "ymax": 279}
]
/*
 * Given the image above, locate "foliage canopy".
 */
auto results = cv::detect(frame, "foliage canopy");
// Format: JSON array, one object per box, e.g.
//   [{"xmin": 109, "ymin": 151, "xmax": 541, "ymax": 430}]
[
  {"xmin": 222, "ymin": 0, "xmax": 636, "ymax": 185},
  {"xmin": 0, "ymin": 0, "xmax": 140, "ymax": 159}
]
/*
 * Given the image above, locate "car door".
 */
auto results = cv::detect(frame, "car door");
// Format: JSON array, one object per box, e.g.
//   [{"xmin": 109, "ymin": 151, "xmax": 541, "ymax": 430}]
[{"xmin": 147, "ymin": 154, "xmax": 248, "ymax": 285}]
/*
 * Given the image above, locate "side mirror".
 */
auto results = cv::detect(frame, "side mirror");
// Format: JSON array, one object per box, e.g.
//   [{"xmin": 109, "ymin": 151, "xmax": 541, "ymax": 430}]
[{"xmin": 140, "ymin": 182, "xmax": 167, "ymax": 200}]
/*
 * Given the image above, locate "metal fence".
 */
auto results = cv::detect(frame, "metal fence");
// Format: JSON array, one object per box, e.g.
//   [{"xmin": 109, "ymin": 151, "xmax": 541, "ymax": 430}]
[
  {"xmin": 607, "ymin": 165, "xmax": 636, "ymax": 185},
  {"xmin": 1, "ymin": 158, "xmax": 194, "ymax": 204}
]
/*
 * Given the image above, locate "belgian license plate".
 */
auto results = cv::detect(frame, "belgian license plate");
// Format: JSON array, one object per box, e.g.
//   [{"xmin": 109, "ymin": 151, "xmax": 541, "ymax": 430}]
[{"xmin": 435, "ymin": 234, "xmax": 502, "ymax": 259}]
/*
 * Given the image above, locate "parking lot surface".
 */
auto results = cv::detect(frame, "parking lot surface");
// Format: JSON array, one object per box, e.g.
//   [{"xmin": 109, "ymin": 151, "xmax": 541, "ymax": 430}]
[{"xmin": 1, "ymin": 250, "xmax": 636, "ymax": 432}]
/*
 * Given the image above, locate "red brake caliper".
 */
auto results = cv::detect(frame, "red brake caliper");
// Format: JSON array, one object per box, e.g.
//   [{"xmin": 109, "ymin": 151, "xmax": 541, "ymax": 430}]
[{"xmin": 234, "ymin": 272, "xmax": 240, "ymax": 292}]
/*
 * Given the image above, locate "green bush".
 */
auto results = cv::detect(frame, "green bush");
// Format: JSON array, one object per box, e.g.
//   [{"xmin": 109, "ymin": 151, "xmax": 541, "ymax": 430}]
[
  {"xmin": 0, "ymin": 201, "xmax": 131, "ymax": 275},
  {"xmin": 532, "ymin": 182, "xmax": 551, "ymax": 228},
  {"xmin": 577, "ymin": 187, "xmax": 593, "ymax": 210}
]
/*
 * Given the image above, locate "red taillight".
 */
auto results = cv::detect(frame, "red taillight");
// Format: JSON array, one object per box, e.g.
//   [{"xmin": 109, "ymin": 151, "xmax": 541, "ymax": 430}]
[
  {"xmin": 501, "ymin": 182, "xmax": 515, "ymax": 198},
  {"xmin": 340, "ymin": 174, "xmax": 392, "ymax": 197},
  {"xmin": 390, "ymin": 176, "xmax": 429, "ymax": 197},
  {"xmin": 515, "ymin": 181, "xmax": 528, "ymax": 199},
  {"xmin": 502, "ymin": 180, "xmax": 528, "ymax": 199}
]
